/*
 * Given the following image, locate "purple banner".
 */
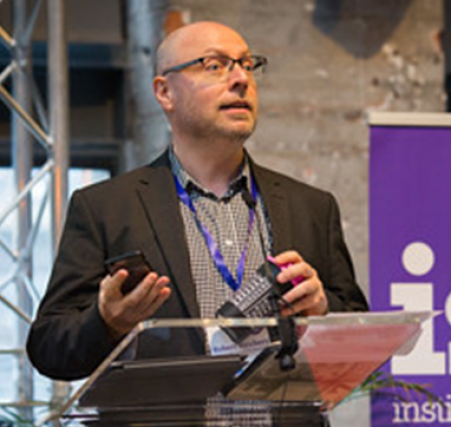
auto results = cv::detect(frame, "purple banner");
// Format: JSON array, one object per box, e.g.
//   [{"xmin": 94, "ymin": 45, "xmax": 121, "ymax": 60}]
[{"xmin": 370, "ymin": 125, "xmax": 451, "ymax": 426}]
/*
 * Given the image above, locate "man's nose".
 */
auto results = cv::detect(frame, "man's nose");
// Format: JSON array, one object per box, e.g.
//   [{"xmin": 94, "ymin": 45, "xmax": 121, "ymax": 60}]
[{"xmin": 228, "ymin": 63, "xmax": 251, "ymax": 89}]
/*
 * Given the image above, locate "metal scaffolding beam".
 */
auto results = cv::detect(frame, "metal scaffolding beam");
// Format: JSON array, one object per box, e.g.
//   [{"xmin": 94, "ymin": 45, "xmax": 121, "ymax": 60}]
[
  {"xmin": 0, "ymin": 0, "xmax": 172, "ymax": 422},
  {"xmin": 48, "ymin": 0, "xmax": 71, "ymax": 414},
  {"xmin": 0, "ymin": 0, "xmax": 69, "ymax": 423},
  {"xmin": 125, "ymin": 0, "xmax": 170, "ymax": 170}
]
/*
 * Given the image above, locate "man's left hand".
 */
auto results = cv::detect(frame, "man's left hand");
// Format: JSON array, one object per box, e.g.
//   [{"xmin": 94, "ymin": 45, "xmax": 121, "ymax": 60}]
[{"xmin": 272, "ymin": 250, "xmax": 328, "ymax": 316}]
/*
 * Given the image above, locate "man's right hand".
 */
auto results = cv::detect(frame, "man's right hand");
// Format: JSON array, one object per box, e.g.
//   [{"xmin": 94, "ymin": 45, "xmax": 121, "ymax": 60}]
[{"xmin": 98, "ymin": 269, "xmax": 171, "ymax": 339}]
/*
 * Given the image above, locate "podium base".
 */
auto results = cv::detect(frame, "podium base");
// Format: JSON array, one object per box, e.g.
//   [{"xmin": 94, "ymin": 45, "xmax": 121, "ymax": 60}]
[{"xmin": 65, "ymin": 400, "xmax": 330, "ymax": 427}]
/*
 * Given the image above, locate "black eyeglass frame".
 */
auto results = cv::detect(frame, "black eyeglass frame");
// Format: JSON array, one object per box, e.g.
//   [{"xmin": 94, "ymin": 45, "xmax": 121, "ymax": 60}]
[{"xmin": 161, "ymin": 55, "xmax": 268, "ymax": 77}]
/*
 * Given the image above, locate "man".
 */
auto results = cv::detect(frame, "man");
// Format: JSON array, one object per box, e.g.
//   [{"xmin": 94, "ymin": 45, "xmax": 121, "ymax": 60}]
[{"xmin": 27, "ymin": 22, "xmax": 368, "ymax": 382}]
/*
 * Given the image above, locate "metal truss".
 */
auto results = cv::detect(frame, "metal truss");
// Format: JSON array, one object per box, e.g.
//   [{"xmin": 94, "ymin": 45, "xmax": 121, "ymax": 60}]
[{"xmin": 0, "ymin": 0, "xmax": 69, "ymax": 423}]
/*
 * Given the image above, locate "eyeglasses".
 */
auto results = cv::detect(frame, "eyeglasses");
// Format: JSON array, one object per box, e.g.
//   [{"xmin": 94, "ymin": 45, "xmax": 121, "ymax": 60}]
[{"xmin": 161, "ymin": 55, "xmax": 268, "ymax": 81}]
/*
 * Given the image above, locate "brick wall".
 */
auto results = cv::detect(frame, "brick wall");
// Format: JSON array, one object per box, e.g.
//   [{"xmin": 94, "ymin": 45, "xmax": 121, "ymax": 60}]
[{"xmin": 168, "ymin": 0, "xmax": 445, "ymax": 303}]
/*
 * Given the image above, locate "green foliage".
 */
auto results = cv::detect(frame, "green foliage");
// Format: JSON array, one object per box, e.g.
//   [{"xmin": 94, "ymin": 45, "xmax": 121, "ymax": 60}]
[{"xmin": 341, "ymin": 371, "xmax": 442, "ymax": 406}]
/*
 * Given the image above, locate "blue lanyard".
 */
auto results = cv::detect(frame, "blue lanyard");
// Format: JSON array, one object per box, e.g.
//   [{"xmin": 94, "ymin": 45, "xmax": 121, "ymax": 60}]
[{"xmin": 174, "ymin": 175, "xmax": 258, "ymax": 291}]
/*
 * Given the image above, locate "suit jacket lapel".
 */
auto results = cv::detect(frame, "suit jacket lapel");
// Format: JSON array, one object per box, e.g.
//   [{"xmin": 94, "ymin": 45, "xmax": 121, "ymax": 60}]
[
  {"xmin": 251, "ymin": 162, "xmax": 292, "ymax": 254},
  {"xmin": 135, "ymin": 153, "xmax": 201, "ymax": 319},
  {"xmin": 133, "ymin": 154, "xmax": 294, "ymax": 320}
]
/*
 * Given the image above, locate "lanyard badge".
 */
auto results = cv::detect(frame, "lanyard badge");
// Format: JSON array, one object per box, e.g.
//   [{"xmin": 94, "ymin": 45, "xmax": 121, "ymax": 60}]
[{"xmin": 174, "ymin": 175, "xmax": 258, "ymax": 291}]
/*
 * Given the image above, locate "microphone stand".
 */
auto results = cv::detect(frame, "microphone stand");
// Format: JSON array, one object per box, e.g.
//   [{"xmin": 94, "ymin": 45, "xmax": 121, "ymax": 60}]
[
  {"xmin": 268, "ymin": 292, "xmax": 298, "ymax": 372},
  {"xmin": 242, "ymin": 189, "xmax": 298, "ymax": 372}
]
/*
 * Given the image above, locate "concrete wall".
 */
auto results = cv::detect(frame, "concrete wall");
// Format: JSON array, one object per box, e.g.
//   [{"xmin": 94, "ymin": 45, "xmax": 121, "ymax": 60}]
[{"xmin": 164, "ymin": 1, "xmax": 445, "ymax": 425}]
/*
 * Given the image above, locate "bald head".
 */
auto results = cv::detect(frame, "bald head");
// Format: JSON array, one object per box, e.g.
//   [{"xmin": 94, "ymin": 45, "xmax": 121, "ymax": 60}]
[
  {"xmin": 155, "ymin": 22, "xmax": 250, "ymax": 75},
  {"xmin": 153, "ymin": 20, "xmax": 259, "ymax": 146}
]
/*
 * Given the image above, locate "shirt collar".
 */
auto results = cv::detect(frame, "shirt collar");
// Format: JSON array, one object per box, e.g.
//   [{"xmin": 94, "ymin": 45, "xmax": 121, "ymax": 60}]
[{"xmin": 169, "ymin": 145, "xmax": 251, "ymax": 200}]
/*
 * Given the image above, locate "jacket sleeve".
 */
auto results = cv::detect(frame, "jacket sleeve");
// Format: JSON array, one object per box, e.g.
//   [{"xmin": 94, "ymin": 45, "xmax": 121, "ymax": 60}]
[
  {"xmin": 26, "ymin": 190, "xmax": 121, "ymax": 380},
  {"xmin": 323, "ymin": 193, "xmax": 369, "ymax": 312}
]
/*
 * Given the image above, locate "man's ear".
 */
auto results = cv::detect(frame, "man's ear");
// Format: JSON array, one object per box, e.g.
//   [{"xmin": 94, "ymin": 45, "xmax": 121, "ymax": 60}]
[{"xmin": 153, "ymin": 76, "xmax": 173, "ymax": 112}]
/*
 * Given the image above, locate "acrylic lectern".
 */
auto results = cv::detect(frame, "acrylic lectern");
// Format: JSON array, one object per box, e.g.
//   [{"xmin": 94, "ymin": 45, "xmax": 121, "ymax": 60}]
[{"xmin": 56, "ymin": 311, "xmax": 433, "ymax": 427}]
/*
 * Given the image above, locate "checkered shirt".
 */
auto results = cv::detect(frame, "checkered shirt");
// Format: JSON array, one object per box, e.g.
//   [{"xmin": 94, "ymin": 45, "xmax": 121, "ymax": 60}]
[{"xmin": 169, "ymin": 147, "xmax": 272, "ymax": 319}]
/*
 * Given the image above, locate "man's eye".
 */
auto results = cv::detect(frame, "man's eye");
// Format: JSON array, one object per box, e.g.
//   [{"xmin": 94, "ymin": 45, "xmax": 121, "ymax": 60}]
[{"xmin": 203, "ymin": 59, "xmax": 225, "ymax": 72}]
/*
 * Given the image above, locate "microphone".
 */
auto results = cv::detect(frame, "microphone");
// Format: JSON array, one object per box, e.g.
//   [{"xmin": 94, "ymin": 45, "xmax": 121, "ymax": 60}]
[
  {"xmin": 241, "ymin": 188, "xmax": 288, "ymax": 301},
  {"xmin": 241, "ymin": 188, "xmax": 257, "ymax": 210},
  {"xmin": 241, "ymin": 188, "xmax": 281, "ymax": 303},
  {"xmin": 215, "ymin": 189, "xmax": 294, "ymax": 342},
  {"xmin": 218, "ymin": 187, "xmax": 299, "ymax": 371}
]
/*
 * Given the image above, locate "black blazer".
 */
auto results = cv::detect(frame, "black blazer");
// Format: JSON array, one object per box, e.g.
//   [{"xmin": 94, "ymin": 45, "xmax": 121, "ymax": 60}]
[{"xmin": 26, "ymin": 151, "xmax": 368, "ymax": 380}]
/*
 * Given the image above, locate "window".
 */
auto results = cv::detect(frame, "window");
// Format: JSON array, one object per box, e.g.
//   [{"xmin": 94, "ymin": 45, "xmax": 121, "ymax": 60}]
[{"xmin": 0, "ymin": 167, "xmax": 110, "ymax": 406}]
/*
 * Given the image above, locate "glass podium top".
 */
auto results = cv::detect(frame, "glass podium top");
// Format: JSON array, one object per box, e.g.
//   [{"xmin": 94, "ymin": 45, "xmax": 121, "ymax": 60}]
[{"xmin": 54, "ymin": 310, "xmax": 435, "ymax": 427}]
